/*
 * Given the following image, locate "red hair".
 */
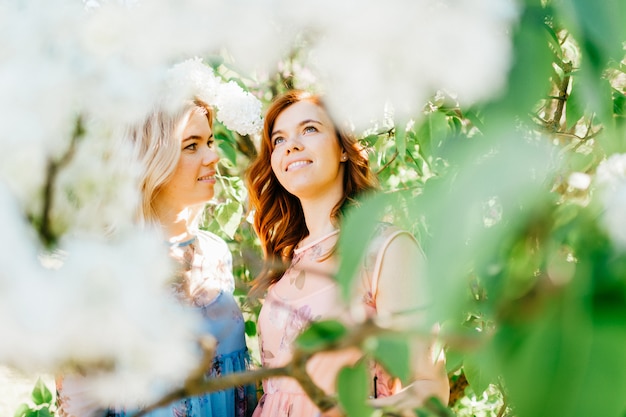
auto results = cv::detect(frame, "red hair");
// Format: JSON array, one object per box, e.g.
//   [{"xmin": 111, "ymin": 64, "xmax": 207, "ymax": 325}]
[{"xmin": 246, "ymin": 90, "xmax": 378, "ymax": 295}]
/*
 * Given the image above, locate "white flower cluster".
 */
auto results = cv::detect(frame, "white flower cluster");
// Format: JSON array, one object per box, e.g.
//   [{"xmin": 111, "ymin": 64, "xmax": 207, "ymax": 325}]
[
  {"xmin": 165, "ymin": 58, "xmax": 262, "ymax": 136},
  {"xmin": 0, "ymin": 184, "xmax": 202, "ymax": 405},
  {"xmin": 595, "ymin": 153, "xmax": 626, "ymax": 249}
]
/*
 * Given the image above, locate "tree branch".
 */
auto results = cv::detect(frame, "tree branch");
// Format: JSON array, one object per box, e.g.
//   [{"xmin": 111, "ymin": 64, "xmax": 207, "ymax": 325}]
[{"xmin": 39, "ymin": 116, "xmax": 84, "ymax": 247}]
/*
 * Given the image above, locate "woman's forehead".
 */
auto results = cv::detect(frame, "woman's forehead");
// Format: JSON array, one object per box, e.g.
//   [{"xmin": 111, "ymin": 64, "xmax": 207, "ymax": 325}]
[{"xmin": 273, "ymin": 100, "xmax": 330, "ymax": 131}]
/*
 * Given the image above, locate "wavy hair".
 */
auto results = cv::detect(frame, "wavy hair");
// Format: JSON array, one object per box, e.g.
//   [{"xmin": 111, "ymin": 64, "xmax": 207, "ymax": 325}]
[
  {"xmin": 246, "ymin": 90, "xmax": 378, "ymax": 294},
  {"xmin": 124, "ymin": 98, "xmax": 214, "ymax": 228}
]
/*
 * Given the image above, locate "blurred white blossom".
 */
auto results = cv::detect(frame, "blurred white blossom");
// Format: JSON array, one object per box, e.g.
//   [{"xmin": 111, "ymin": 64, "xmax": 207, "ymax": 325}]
[
  {"xmin": 0, "ymin": 231, "xmax": 202, "ymax": 406},
  {"xmin": 0, "ymin": 0, "xmax": 520, "ymax": 405},
  {"xmin": 300, "ymin": 0, "xmax": 519, "ymax": 127},
  {"xmin": 568, "ymin": 172, "xmax": 592, "ymax": 190},
  {"xmin": 483, "ymin": 196, "xmax": 503, "ymax": 228},
  {"xmin": 53, "ymin": 122, "xmax": 140, "ymax": 238},
  {"xmin": 595, "ymin": 153, "xmax": 626, "ymax": 248}
]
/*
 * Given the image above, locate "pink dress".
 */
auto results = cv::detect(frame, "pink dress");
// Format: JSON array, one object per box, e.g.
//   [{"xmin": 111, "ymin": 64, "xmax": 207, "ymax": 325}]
[{"xmin": 253, "ymin": 224, "xmax": 410, "ymax": 417}]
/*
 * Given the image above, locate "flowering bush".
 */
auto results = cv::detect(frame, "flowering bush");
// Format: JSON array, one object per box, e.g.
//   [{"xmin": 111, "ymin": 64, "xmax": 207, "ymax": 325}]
[{"xmin": 1, "ymin": 0, "xmax": 625, "ymax": 416}]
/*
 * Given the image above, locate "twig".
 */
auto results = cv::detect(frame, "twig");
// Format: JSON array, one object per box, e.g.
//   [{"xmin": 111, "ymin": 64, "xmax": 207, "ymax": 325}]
[
  {"xmin": 39, "ymin": 116, "xmax": 84, "ymax": 247},
  {"xmin": 134, "ymin": 366, "xmax": 289, "ymax": 417}
]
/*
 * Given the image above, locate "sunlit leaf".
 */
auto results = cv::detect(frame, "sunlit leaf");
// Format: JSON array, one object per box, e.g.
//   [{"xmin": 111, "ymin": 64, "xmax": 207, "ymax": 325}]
[
  {"xmin": 218, "ymin": 140, "xmax": 238, "ymax": 166},
  {"xmin": 416, "ymin": 111, "xmax": 448, "ymax": 160},
  {"xmin": 395, "ymin": 123, "xmax": 406, "ymax": 159},
  {"xmin": 565, "ymin": 81, "xmax": 586, "ymax": 129},
  {"xmin": 567, "ymin": 0, "xmax": 626, "ymax": 62},
  {"xmin": 463, "ymin": 355, "xmax": 491, "ymax": 397},
  {"xmin": 337, "ymin": 193, "xmax": 389, "ymax": 300},
  {"xmin": 495, "ymin": 4, "xmax": 552, "ymax": 117},
  {"xmin": 32, "ymin": 409, "xmax": 52, "ymax": 417},
  {"xmin": 362, "ymin": 134, "xmax": 380, "ymax": 147},
  {"xmin": 13, "ymin": 403, "xmax": 29, "ymax": 417},
  {"xmin": 370, "ymin": 335, "xmax": 411, "ymax": 383},
  {"xmin": 337, "ymin": 362, "xmax": 375, "ymax": 417},
  {"xmin": 295, "ymin": 320, "xmax": 347, "ymax": 351},
  {"xmin": 31, "ymin": 378, "xmax": 52, "ymax": 406},
  {"xmin": 543, "ymin": 22, "xmax": 563, "ymax": 59},
  {"xmin": 215, "ymin": 199, "xmax": 243, "ymax": 239}
]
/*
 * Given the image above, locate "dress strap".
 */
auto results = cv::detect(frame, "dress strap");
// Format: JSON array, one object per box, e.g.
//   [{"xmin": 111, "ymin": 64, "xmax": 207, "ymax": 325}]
[
  {"xmin": 167, "ymin": 235, "xmax": 197, "ymax": 247},
  {"xmin": 294, "ymin": 230, "xmax": 340, "ymax": 254},
  {"xmin": 369, "ymin": 229, "xmax": 417, "ymax": 302}
]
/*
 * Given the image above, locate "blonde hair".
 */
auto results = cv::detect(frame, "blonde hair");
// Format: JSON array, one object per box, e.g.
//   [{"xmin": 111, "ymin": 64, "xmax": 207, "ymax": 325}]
[{"xmin": 125, "ymin": 99, "xmax": 214, "ymax": 227}]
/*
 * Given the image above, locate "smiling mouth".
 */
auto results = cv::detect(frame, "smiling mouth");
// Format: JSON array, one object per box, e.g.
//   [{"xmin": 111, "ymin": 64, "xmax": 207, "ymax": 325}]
[
  {"xmin": 286, "ymin": 160, "xmax": 311, "ymax": 171},
  {"xmin": 197, "ymin": 174, "xmax": 215, "ymax": 181}
]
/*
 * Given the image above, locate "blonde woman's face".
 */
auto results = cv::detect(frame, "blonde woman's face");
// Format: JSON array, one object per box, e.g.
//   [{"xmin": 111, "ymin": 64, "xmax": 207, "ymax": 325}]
[
  {"xmin": 156, "ymin": 109, "xmax": 218, "ymax": 209},
  {"xmin": 270, "ymin": 100, "xmax": 347, "ymax": 201}
]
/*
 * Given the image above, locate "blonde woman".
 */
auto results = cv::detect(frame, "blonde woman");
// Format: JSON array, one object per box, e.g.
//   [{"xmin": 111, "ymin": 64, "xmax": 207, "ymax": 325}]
[{"xmin": 57, "ymin": 98, "xmax": 256, "ymax": 417}]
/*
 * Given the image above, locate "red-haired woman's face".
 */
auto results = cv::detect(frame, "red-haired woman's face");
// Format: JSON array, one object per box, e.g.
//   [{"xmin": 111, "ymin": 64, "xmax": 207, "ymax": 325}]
[{"xmin": 269, "ymin": 100, "xmax": 347, "ymax": 201}]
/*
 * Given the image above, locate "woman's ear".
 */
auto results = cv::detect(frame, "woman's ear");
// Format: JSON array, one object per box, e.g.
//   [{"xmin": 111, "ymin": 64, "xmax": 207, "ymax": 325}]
[{"xmin": 340, "ymin": 151, "xmax": 348, "ymax": 162}]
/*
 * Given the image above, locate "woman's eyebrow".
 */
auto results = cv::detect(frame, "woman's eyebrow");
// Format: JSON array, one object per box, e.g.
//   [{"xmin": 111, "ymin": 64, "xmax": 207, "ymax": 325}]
[
  {"xmin": 183, "ymin": 133, "xmax": 213, "ymax": 142},
  {"xmin": 298, "ymin": 119, "xmax": 322, "ymax": 126},
  {"xmin": 272, "ymin": 119, "xmax": 322, "ymax": 137}
]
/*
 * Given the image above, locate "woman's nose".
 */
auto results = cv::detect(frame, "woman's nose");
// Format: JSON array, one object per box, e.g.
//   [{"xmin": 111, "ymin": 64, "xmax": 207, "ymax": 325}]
[
  {"xmin": 202, "ymin": 146, "xmax": 219, "ymax": 165},
  {"xmin": 285, "ymin": 136, "xmax": 303, "ymax": 154}
]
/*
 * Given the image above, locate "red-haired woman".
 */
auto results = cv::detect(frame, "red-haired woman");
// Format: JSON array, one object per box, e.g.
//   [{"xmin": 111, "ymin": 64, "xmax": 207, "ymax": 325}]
[{"xmin": 246, "ymin": 90, "xmax": 449, "ymax": 416}]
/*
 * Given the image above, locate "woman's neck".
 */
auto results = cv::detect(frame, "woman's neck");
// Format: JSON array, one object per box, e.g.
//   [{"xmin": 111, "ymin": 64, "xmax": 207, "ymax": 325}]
[
  {"xmin": 153, "ymin": 201, "xmax": 194, "ymax": 244},
  {"xmin": 299, "ymin": 195, "xmax": 340, "ymax": 245}
]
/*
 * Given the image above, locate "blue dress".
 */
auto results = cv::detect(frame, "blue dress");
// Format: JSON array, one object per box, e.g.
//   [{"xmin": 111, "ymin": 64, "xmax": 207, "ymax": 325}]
[
  {"xmin": 57, "ymin": 230, "xmax": 256, "ymax": 417},
  {"xmin": 112, "ymin": 231, "xmax": 257, "ymax": 417}
]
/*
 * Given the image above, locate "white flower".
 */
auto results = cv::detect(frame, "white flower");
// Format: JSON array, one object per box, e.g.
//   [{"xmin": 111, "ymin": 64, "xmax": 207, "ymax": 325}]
[
  {"xmin": 53, "ymin": 122, "xmax": 140, "ymax": 238},
  {"xmin": 596, "ymin": 153, "xmax": 626, "ymax": 189},
  {"xmin": 595, "ymin": 154, "xmax": 626, "ymax": 249},
  {"xmin": 165, "ymin": 58, "xmax": 262, "ymax": 136},
  {"xmin": 0, "ymin": 230, "xmax": 203, "ymax": 407},
  {"xmin": 568, "ymin": 172, "xmax": 592, "ymax": 190},
  {"xmin": 214, "ymin": 81, "xmax": 263, "ymax": 136}
]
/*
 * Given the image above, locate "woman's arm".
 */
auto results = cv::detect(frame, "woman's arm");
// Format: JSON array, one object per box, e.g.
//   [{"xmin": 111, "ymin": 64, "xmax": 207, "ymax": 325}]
[{"xmin": 371, "ymin": 232, "xmax": 450, "ymax": 408}]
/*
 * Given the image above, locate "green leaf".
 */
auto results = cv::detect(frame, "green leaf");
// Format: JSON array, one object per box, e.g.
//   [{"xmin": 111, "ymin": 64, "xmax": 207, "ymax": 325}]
[
  {"xmin": 565, "ymin": 81, "xmax": 586, "ymax": 129},
  {"xmin": 370, "ymin": 335, "xmax": 411, "ymax": 384},
  {"xmin": 463, "ymin": 355, "xmax": 491, "ymax": 397},
  {"xmin": 214, "ymin": 199, "xmax": 243, "ymax": 239},
  {"xmin": 31, "ymin": 378, "xmax": 52, "ymax": 406},
  {"xmin": 613, "ymin": 88, "xmax": 626, "ymax": 120},
  {"xmin": 543, "ymin": 22, "xmax": 563, "ymax": 60},
  {"xmin": 463, "ymin": 109, "xmax": 485, "ymax": 133},
  {"xmin": 13, "ymin": 403, "xmax": 30, "ymax": 417},
  {"xmin": 337, "ymin": 362, "xmax": 375, "ymax": 417},
  {"xmin": 416, "ymin": 111, "xmax": 448, "ymax": 159},
  {"xmin": 361, "ymin": 134, "xmax": 380, "ymax": 147},
  {"xmin": 499, "ymin": 5, "xmax": 553, "ymax": 116},
  {"xmin": 443, "ymin": 348, "xmax": 464, "ymax": 374},
  {"xmin": 217, "ymin": 140, "xmax": 238, "ymax": 166},
  {"xmin": 295, "ymin": 320, "xmax": 347, "ymax": 351},
  {"xmin": 244, "ymin": 319, "xmax": 257, "ymax": 337},
  {"xmin": 568, "ymin": 0, "xmax": 626, "ymax": 62},
  {"xmin": 33, "ymin": 409, "xmax": 53, "ymax": 417},
  {"xmin": 395, "ymin": 123, "xmax": 406, "ymax": 159},
  {"xmin": 336, "ymin": 193, "xmax": 389, "ymax": 300}
]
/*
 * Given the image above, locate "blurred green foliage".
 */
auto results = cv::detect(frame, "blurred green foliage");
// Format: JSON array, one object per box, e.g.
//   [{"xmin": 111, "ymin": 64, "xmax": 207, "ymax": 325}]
[
  {"xmin": 14, "ymin": 378, "xmax": 55, "ymax": 417},
  {"xmin": 199, "ymin": 0, "xmax": 626, "ymax": 416}
]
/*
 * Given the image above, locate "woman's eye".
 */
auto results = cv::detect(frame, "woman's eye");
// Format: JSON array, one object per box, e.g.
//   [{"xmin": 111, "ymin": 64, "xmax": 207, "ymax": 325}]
[
  {"xmin": 207, "ymin": 140, "xmax": 215, "ymax": 149},
  {"xmin": 303, "ymin": 126, "xmax": 317, "ymax": 134},
  {"xmin": 184, "ymin": 143, "xmax": 197, "ymax": 151},
  {"xmin": 272, "ymin": 137, "xmax": 285, "ymax": 146}
]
